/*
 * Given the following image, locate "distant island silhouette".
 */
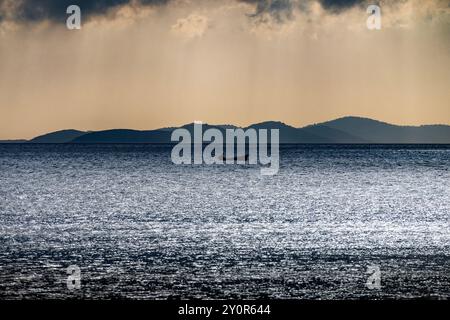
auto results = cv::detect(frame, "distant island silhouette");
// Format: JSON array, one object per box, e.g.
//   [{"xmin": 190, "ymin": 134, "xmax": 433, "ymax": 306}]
[{"xmin": 4, "ymin": 116, "xmax": 450, "ymax": 144}]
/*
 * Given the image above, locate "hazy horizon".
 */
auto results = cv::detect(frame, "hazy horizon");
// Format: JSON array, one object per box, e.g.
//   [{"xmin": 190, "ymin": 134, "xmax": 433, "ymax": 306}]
[{"xmin": 2, "ymin": 114, "xmax": 450, "ymax": 141}]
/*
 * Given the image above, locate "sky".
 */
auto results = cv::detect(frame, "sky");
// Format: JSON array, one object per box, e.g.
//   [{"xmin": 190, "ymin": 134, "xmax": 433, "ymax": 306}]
[{"xmin": 0, "ymin": 0, "xmax": 449, "ymax": 139}]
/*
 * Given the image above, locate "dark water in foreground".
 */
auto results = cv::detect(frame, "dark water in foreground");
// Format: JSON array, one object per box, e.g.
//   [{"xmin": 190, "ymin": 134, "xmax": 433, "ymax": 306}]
[{"xmin": 0, "ymin": 144, "xmax": 449, "ymax": 299}]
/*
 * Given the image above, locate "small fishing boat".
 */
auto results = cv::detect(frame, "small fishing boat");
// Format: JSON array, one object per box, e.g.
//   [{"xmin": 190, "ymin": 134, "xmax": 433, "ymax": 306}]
[{"xmin": 217, "ymin": 154, "xmax": 249, "ymax": 162}]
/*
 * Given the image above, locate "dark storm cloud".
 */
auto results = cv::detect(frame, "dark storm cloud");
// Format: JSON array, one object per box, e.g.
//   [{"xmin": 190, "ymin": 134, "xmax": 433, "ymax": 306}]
[
  {"xmin": 0, "ymin": 0, "xmax": 170, "ymax": 23},
  {"xmin": 0, "ymin": 0, "xmax": 372, "ymax": 24},
  {"xmin": 319, "ymin": 0, "xmax": 366, "ymax": 12},
  {"xmin": 239, "ymin": 0, "xmax": 366, "ymax": 22},
  {"xmin": 246, "ymin": 0, "xmax": 294, "ymax": 21}
]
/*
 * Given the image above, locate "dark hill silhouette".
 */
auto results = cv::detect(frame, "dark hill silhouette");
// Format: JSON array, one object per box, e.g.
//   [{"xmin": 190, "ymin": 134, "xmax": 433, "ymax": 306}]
[
  {"xmin": 316, "ymin": 116, "xmax": 450, "ymax": 143},
  {"xmin": 29, "ymin": 130, "xmax": 86, "ymax": 143},
  {"xmin": 9, "ymin": 116, "xmax": 450, "ymax": 144},
  {"xmin": 0, "ymin": 140, "xmax": 27, "ymax": 143},
  {"xmin": 71, "ymin": 129, "xmax": 171, "ymax": 144},
  {"xmin": 302, "ymin": 123, "xmax": 368, "ymax": 143},
  {"xmin": 248, "ymin": 121, "xmax": 326, "ymax": 143}
]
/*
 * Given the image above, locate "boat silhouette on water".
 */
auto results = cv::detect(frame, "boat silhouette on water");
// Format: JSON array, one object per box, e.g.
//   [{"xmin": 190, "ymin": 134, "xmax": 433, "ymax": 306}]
[{"xmin": 217, "ymin": 154, "xmax": 250, "ymax": 162}]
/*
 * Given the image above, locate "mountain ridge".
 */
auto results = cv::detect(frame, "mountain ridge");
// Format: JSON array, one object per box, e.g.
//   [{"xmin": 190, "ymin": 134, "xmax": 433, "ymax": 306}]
[{"xmin": 6, "ymin": 116, "xmax": 450, "ymax": 144}]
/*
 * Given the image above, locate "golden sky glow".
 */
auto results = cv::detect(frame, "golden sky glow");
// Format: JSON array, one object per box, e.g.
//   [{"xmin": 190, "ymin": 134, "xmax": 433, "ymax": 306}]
[{"xmin": 0, "ymin": 0, "xmax": 449, "ymax": 139}]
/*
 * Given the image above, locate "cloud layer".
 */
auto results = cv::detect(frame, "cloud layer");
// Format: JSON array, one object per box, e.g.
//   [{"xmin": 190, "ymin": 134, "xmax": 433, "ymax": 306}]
[
  {"xmin": 0, "ymin": 0, "xmax": 170, "ymax": 23},
  {"xmin": 1, "ymin": 0, "xmax": 449, "ymax": 34},
  {"xmin": 0, "ymin": 0, "xmax": 374, "ymax": 24}
]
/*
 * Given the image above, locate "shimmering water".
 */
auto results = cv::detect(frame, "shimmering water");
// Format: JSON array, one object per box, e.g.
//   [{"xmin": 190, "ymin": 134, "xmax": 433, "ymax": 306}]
[{"xmin": 0, "ymin": 144, "xmax": 449, "ymax": 299}]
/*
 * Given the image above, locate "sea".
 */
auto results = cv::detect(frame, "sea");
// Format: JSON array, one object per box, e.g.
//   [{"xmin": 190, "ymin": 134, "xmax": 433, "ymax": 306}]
[{"xmin": 0, "ymin": 144, "xmax": 449, "ymax": 299}]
